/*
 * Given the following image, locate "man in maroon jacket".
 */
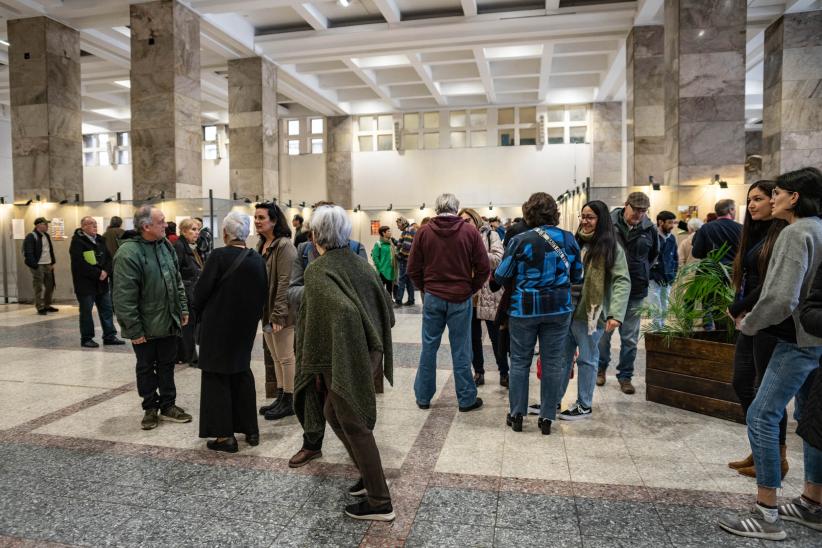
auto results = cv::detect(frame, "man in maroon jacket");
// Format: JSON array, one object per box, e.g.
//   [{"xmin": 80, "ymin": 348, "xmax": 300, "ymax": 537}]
[{"xmin": 408, "ymin": 193, "xmax": 490, "ymax": 412}]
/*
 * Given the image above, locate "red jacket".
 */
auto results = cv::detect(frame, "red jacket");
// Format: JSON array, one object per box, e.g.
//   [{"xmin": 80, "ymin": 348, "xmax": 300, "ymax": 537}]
[{"xmin": 407, "ymin": 215, "xmax": 491, "ymax": 303}]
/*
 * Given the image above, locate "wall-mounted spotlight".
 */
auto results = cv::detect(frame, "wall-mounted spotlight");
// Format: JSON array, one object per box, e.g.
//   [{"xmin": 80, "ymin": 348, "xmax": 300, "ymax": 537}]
[
  {"xmin": 420, "ymin": 202, "xmax": 425, "ymax": 210},
  {"xmin": 160, "ymin": 191, "xmax": 165, "ymax": 200},
  {"xmin": 300, "ymin": 201, "xmax": 306, "ymax": 208},
  {"xmin": 354, "ymin": 204, "xmax": 361, "ymax": 213},
  {"xmin": 103, "ymin": 192, "xmax": 121, "ymax": 203},
  {"xmin": 712, "ymin": 173, "xmax": 728, "ymax": 189},
  {"xmin": 25, "ymin": 199, "xmax": 33, "ymax": 205},
  {"xmin": 232, "ymin": 192, "xmax": 252, "ymax": 204},
  {"xmin": 59, "ymin": 199, "xmax": 68, "ymax": 204},
  {"xmin": 387, "ymin": 203, "xmax": 393, "ymax": 211},
  {"xmin": 649, "ymin": 176, "xmax": 660, "ymax": 191},
  {"xmin": 0, "ymin": 197, "xmax": 5, "ymax": 205},
  {"xmin": 287, "ymin": 200, "xmax": 292, "ymax": 208},
  {"xmin": 489, "ymin": 202, "xmax": 493, "ymax": 210}
]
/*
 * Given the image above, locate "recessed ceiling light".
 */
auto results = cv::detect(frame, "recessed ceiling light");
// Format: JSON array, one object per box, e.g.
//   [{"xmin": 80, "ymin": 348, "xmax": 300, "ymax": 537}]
[
  {"xmin": 338, "ymin": 0, "xmax": 350, "ymax": 7},
  {"xmin": 352, "ymin": 55, "xmax": 409, "ymax": 69},
  {"xmin": 484, "ymin": 45, "xmax": 544, "ymax": 59},
  {"xmin": 0, "ymin": 39, "xmax": 9, "ymax": 47},
  {"xmin": 114, "ymin": 80, "xmax": 131, "ymax": 89}
]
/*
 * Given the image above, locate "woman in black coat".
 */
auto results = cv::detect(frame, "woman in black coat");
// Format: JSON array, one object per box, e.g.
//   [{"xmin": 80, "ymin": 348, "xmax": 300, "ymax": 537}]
[
  {"xmin": 174, "ymin": 218, "xmax": 204, "ymax": 366},
  {"xmin": 799, "ymin": 264, "xmax": 822, "ymax": 453},
  {"xmin": 192, "ymin": 212, "xmax": 267, "ymax": 453}
]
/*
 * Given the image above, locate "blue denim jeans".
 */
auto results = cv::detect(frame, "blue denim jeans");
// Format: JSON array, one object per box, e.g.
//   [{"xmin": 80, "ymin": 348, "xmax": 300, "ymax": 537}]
[
  {"xmin": 597, "ymin": 297, "xmax": 643, "ymax": 380},
  {"xmin": 394, "ymin": 259, "xmax": 415, "ymax": 304},
  {"xmin": 646, "ymin": 281, "xmax": 671, "ymax": 330},
  {"xmin": 414, "ymin": 293, "xmax": 476, "ymax": 408},
  {"xmin": 748, "ymin": 342, "xmax": 822, "ymax": 488},
  {"xmin": 77, "ymin": 292, "xmax": 117, "ymax": 342},
  {"xmin": 558, "ymin": 319, "xmax": 604, "ymax": 409},
  {"xmin": 508, "ymin": 313, "xmax": 572, "ymax": 420}
]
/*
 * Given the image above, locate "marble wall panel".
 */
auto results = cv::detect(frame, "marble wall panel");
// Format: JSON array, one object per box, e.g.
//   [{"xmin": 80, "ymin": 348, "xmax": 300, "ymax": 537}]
[
  {"xmin": 783, "ymin": 10, "xmax": 822, "ymax": 49},
  {"xmin": 679, "ymin": 96, "xmax": 745, "ymax": 123},
  {"xmin": 678, "ymin": 121, "xmax": 745, "ymax": 166},
  {"xmin": 677, "ymin": 163, "xmax": 745, "ymax": 186},
  {"xmin": 627, "ymin": 26, "xmax": 665, "ymax": 187},
  {"xmin": 327, "ymin": 115, "xmax": 353, "ymax": 208},
  {"xmin": 678, "ymin": 52, "xmax": 746, "ymax": 98},
  {"xmin": 130, "ymin": 0, "xmax": 201, "ymax": 198},
  {"xmin": 592, "ymin": 102, "xmax": 622, "ymax": 186},
  {"xmin": 8, "ymin": 16, "xmax": 82, "ymax": 202}
]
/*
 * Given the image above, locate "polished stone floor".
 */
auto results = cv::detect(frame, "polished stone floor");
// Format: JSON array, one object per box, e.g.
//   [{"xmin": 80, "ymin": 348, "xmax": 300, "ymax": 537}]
[{"xmin": 0, "ymin": 302, "xmax": 818, "ymax": 547}]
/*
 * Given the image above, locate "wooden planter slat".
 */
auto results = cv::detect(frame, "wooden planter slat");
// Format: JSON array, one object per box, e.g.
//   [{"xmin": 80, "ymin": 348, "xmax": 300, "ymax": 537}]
[{"xmin": 645, "ymin": 332, "xmax": 742, "ymax": 423}]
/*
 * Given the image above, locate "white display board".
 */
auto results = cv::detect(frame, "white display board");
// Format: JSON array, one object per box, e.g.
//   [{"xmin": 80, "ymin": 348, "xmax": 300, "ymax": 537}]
[{"xmin": 12, "ymin": 219, "xmax": 25, "ymax": 240}]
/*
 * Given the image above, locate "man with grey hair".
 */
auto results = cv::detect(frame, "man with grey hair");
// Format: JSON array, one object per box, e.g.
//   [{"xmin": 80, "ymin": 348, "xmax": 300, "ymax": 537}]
[
  {"xmin": 408, "ymin": 193, "xmax": 490, "ymax": 412},
  {"xmin": 114, "ymin": 205, "xmax": 192, "ymax": 431},
  {"xmin": 692, "ymin": 198, "xmax": 742, "ymax": 266},
  {"xmin": 69, "ymin": 216, "xmax": 123, "ymax": 348}
]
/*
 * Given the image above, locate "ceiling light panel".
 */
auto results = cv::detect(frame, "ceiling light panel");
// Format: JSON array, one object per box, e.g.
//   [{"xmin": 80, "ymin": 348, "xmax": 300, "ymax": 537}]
[
  {"xmin": 430, "ymin": 63, "xmax": 480, "ymax": 81},
  {"xmin": 484, "ymin": 44, "xmax": 543, "ymax": 60},
  {"xmin": 352, "ymin": 55, "xmax": 410, "ymax": 69},
  {"xmin": 439, "ymin": 81, "xmax": 486, "ymax": 96},
  {"xmin": 374, "ymin": 67, "xmax": 423, "ymax": 86},
  {"xmin": 489, "ymin": 59, "xmax": 541, "ymax": 78}
]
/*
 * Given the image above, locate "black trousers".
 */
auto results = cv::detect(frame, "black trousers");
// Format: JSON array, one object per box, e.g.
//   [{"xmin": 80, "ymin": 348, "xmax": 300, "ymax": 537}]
[
  {"xmin": 134, "ymin": 336, "xmax": 177, "ymax": 411},
  {"xmin": 471, "ymin": 311, "xmax": 509, "ymax": 376},
  {"xmin": 177, "ymin": 312, "xmax": 198, "ymax": 365},
  {"xmin": 199, "ymin": 369, "xmax": 259, "ymax": 438},
  {"xmin": 733, "ymin": 332, "xmax": 787, "ymax": 445},
  {"xmin": 379, "ymin": 274, "xmax": 394, "ymax": 296}
]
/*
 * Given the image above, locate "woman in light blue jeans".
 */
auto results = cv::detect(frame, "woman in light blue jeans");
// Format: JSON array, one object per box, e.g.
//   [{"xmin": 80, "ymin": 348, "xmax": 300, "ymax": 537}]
[
  {"xmin": 719, "ymin": 167, "xmax": 822, "ymax": 541},
  {"xmin": 557, "ymin": 200, "xmax": 631, "ymax": 420}
]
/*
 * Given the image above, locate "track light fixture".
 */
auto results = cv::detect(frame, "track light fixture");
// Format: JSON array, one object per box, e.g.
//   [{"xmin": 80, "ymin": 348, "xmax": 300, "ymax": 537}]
[
  {"xmin": 59, "ymin": 199, "xmax": 68, "ymax": 204},
  {"xmin": 0, "ymin": 197, "xmax": 5, "ymax": 204},
  {"xmin": 103, "ymin": 192, "xmax": 121, "ymax": 203},
  {"xmin": 712, "ymin": 173, "xmax": 728, "ymax": 189},
  {"xmin": 25, "ymin": 199, "xmax": 33, "ymax": 205},
  {"xmin": 287, "ymin": 200, "xmax": 292, "ymax": 208},
  {"xmin": 489, "ymin": 201, "xmax": 493, "ymax": 210},
  {"xmin": 387, "ymin": 203, "xmax": 393, "ymax": 211},
  {"xmin": 420, "ymin": 202, "xmax": 425, "ymax": 210},
  {"xmin": 300, "ymin": 201, "xmax": 306, "ymax": 208}
]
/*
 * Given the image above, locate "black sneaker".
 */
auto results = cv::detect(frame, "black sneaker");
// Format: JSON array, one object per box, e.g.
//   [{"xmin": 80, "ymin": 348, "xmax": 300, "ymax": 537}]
[
  {"xmin": 345, "ymin": 501, "xmax": 395, "ymax": 522},
  {"xmin": 37, "ymin": 309, "xmax": 48, "ymax": 316},
  {"xmin": 500, "ymin": 374, "xmax": 509, "ymax": 388},
  {"xmin": 160, "ymin": 405, "xmax": 192, "ymax": 423},
  {"xmin": 103, "ymin": 338, "xmax": 126, "ymax": 345},
  {"xmin": 45, "ymin": 306, "xmax": 59, "ymax": 312},
  {"xmin": 559, "ymin": 403, "xmax": 592, "ymax": 421},
  {"xmin": 207, "ymin": 436, "xmax": 238, "ymax": 453},
  {"xmin": 527, "ymin": 403, "xmax": 540, "ymax": 415},
  {"xmin": 141, "ymin": 409, "xmax": 159, "ymax": 430},
  {"xmin": 506, "ymin": 413, "xmax": 523, "ymax": 432},
  {"xmin": 403, "ymin": 301, "xmax": 415, "ymax": 306},
  {"xmin": 81, "ymin": 340, "xmax": 100, "ymax": 348},
  {"xmin": 348, "ymin": 478, "xmax": 367, "ymax": 497},
  {"xmin": 417, "ymin": 402, "xmax": 430, "ymax": 410},
  {"xmin": 473, "ymin": 373, "xmax": 485, "ymax": 386},
  {"xmin": 459, "ymin": 397, "xmax": 483, "ymax": 412},
  {"xmin": 538, "ymin": 417, "xmax": 552, "ymax": 436}
]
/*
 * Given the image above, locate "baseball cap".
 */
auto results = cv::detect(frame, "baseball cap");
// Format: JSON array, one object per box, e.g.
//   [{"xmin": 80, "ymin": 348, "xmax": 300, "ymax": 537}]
[
  {"xmin": 626, "ymin": 192, "xmax": 650, "ymax": 210},
  {"xmin": 33, "ymin": 217, "xmax": 50, "ymax": 226}
]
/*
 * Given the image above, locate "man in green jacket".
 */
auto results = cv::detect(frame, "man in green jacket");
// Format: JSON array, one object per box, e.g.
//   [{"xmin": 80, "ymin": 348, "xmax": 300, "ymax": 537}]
[
  {"xmin": 371, "ymin": 226, "xmax": 397, "ymax": 295},
  {"xmin": 113, "ymin": 205, "xmax": 192, "ymax": 431}
]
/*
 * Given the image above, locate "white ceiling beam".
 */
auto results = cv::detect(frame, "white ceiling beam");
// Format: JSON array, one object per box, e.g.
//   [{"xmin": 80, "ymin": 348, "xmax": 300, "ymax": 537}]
[
  {"xmin": 634, "ymin": 0, "xmax": 663, "ymax": 25},
  {"xmin": 545, "ymin": 0, "xmax": 561, "ymax": 11},
  {"xmin": 538, "ymin": 43, "xmax": 554, "ymax": 102},
  {"xmin": 342, "ymin": 58, "xmax": 399, "ymax": 109},
  {"xmin": 473, "ymin": 47, "xmax": 497, "ymax": 104},
  {"xmin": 292, "ymin": 3, "xmax": 328, "ymax": 31},
  {"xmin": 189, "ymin": 0, "xmax": 297, "ymax": 13},
  {"xmin": 277, "ymin": 66, "xmax": 347, "ymax": 115},
  {"xmin": 785, "ymin": 0, "xmax": 822, "ymax": 13},
  {"xmin": 461, "ymin": 0, "xmax": 477, "ymax": 17},
  {"xmin": 257, "ymin": 9, "xmax": 636, "ymax": 60},
  {"xmin": 595, "ymin": 43, "xmax": 626, "ymax": 101},
  {"xmin": 407, "ymin": 53, "xmax": 445, "ymax": 106},
  {"xmin": 372, "ymin": 0, "xmax": 402, "ymax": 24}
]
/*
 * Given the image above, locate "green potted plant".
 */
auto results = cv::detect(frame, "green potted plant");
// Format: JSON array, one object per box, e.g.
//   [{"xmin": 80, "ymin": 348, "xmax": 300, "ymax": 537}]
[{"xmin": 643, "ymin": 243, "xmax": 745, "ymax": 423}]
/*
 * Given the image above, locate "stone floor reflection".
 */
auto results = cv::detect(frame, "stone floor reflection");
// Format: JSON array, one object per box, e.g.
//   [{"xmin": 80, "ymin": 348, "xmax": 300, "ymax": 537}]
[{"xmin": 0, "ymin": 303, "xmax": 817, "ymax": 547}]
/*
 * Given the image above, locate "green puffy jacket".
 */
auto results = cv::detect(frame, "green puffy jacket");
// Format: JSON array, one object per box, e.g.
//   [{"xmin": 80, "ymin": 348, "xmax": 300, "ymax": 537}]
[{"xmin": 113, "ymin": 235, "xmax": 188, "ymax": 340}]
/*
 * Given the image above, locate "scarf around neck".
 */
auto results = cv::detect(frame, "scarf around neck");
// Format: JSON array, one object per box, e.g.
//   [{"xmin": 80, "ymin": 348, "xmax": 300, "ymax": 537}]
[{"xmin": 574, "ymin": 230, "xmax": 606, "ymax": 334}]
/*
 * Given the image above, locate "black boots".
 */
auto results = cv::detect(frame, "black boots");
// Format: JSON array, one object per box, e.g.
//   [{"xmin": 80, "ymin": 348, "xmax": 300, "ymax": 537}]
[
  {"xmin": 506, "ymin": 413, "xmax": 523, "ymax": 432},
  {"xmin": 259, "ymin": 388, "xmax": 284, "ymax": 415},
  {"xmin": 264, "ymin": 392, "xmax": 295, "ymax": 421},
  {"xmin": 538, "ymin": 418, "xmax": 552, "ymax": 436}
]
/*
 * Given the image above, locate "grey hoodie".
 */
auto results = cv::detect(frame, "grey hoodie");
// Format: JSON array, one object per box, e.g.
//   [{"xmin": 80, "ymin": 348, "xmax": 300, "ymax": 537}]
[{"xmin": 740, "ymin": 216, "xmax": 822, "ymax": 347}]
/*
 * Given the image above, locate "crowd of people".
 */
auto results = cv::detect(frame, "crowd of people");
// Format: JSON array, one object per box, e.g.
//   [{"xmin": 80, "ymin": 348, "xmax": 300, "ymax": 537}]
[{"xmin": 19, "ymin": 167, "xmax": 822, "ymax": 536}]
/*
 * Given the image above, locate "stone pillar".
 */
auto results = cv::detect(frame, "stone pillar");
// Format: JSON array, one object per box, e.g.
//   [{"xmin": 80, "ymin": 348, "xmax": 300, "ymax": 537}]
[
  {"xmin": 590, "ymin": 101, "xmax": 624, "ymax": 204},
  {"xmin": 762, "ymin": 10, "xmax": 822, "ymax": 178},
  {"xmin": 745, "ymin": 130, "xmax": 763, "ymax": 185},
  {"xmin": 228, "ymin": 57, "xmax": 278, "ymax": 201},
  {"xmin": 8, "ymin": 17, "xmax": 82, "ymax": 202},
  {"xmin": 130, "ymin": 0, "xmax": 201, "ymax": 200},
  {"xmin": 326, "ymin": 116, "xmax": 353, "ymax": 209},
  {"xmin": 664, "ymin": 0, "xmax": 747, "ymax": 187},
  {"xmin": 626, "ymin": 26, "xmax": 665, "ymax": 188}
]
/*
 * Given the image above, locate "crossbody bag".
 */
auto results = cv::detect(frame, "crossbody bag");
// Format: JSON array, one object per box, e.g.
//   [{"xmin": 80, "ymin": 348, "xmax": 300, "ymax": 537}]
[{"xmin": 534, "ymin": 227, "xmax": 570, "ymax": 271}]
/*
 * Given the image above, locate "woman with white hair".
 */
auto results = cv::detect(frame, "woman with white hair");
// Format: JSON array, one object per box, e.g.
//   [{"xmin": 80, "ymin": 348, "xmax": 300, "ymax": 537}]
[
  {"xmin": 191, "ymin": 211, "xmax": 267, "ymax": 453},
  {"xmin": 678, "ymin": 217, "xmax": 704, "ymax": 267},
  {"xmin": 294, "ymin": 205, "xmax": 396, "ymax": 521}
]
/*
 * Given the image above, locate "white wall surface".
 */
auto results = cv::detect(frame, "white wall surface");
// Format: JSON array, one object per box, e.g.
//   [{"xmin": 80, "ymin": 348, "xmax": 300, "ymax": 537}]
[
  {"xmin": 280, "ymin": 153, "xmax": 327, "ymax": 205},
  {"xmin": 352, "ymin": 144, "xmax": 591, "ymax": 210}
]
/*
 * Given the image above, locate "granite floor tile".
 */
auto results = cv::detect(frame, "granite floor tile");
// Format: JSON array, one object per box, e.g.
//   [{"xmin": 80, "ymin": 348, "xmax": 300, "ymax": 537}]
[
  {"xmin": 236, "ymin": 471, "xmax": 323, "ymax": 504},
  {"xmin": 286, "ymin": 506, "xmax": 371, "ymax": 535},
  {"xmin": 176, "ymin": 516, "xmax": 281, "ymax": 547},
  {"xmin": 271, "ymin": 526, "xmax": 365, "ymax": 548},
  {"xmin": 404, "ymin": 521, "xmax": 495, "ymax": 548},
  {"xmin": 655, "ymin": 504, "xmax": 764, "ymax": 547},
  {"xmin": 495, "ymin": 492, "xmax": 579, "ymax": 535},
  {"xmin": 493, "ymin": 527, "xmax": 582, "ymax": 547},
  {"xmin": 582, "ymin": 537, "xmax": 674, "ymax": 547},
  {"xmin": 575, "ymin": 498, "xmax": 668, "ymax": 542},
  {"xmin": 414, "ymin": 487, "xmax": 499, "ymax": 526}
]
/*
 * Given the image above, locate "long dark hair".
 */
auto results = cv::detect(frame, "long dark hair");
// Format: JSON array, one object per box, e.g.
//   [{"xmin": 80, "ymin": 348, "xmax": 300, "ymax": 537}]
[
  {"xmin": 576, "ymin": 200, "xmax": 617, "ymax": 270},
  {"xmin": 732, "ymin": 180, "xmax": 787, "ymax": 292},
  {"xmin": 255, "ymin": 202, "xmax": 292, "ymax": 243}
]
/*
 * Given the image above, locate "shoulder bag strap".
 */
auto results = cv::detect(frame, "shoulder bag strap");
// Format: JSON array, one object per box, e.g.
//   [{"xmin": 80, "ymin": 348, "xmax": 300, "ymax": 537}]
[
  {"xmin": 219, "ymin": 248, "xmax": 251, "ymax": 285},
  {"xmin": 534, "ymin": 227, "xmax": 570, "ymax": 272}
]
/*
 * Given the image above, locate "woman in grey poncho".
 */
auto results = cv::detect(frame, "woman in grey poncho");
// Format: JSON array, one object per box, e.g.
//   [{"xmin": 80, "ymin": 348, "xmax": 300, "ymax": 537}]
[{"xmin": 294, "ymin": 205, "xmax": 396, "ymax": 522}]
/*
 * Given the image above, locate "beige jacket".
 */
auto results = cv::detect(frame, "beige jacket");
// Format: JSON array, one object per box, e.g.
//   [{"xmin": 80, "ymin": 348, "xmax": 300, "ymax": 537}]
[
  {"xmin": 475, "ymin": 225, "xmax": 504, "ymax": 321},
  {"xmin": 259, "ymin": 236, "xmax": 298, "ymax": 327}
]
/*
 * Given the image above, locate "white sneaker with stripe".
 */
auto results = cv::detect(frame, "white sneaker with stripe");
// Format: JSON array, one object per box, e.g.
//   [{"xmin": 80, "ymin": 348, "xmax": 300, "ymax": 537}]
[
  {"xmin": 718, "ymin": 505, "xmax": 787, "ymax": 541},
  {"xmin": 779, "ymin": 496, "xmax": 822, "ymax": 531}
]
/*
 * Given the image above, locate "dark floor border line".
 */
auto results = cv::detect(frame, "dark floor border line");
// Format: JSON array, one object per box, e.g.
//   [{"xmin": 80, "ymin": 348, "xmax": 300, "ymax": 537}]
[{"xmin": 0, "ymin": 535, "xmax": 73, "ymax": 548}]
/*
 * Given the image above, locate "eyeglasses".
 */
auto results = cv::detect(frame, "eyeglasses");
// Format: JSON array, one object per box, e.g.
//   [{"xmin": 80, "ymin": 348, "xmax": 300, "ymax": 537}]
[
  {"xmin": 578, "ymin": 215, "xmax": 597, "ymax": 221},
  {"xmin": 628, "ymin": 205, "xmax": 648, "ymax": 214}
]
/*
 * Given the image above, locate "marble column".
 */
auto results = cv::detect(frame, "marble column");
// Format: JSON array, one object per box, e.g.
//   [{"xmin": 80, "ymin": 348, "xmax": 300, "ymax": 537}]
[
  {"xmin": 745, "ymin": 130, "xmax": 763, "ymax": 185},
  {"xmin": 664, "ymin": 0, "xmax": 747, "ymax": 187},
  {"xmin": 626, "ymin": 26, "xmax": 665, "ymax": 188},
  {"xmin": 590, "ymin": 101, "xmax": 624, "ymax": 203},
  {"xmin": 8, "ymin": 17, "xmax": 82, "ymax": 203},
  {"xmin": 326, "ymin": 116, "xmax": 353, "ymax": 209},
  {"xmin": 762, "ymin": 10, "xmax": 822, "ymax": 178},
  {"xmin": 228, "ymin": 57, "xmax": 278, "ymax": 201},
  {"xmin": 130, "ymin": 0, "xmax": 201, "ymax": 200}
]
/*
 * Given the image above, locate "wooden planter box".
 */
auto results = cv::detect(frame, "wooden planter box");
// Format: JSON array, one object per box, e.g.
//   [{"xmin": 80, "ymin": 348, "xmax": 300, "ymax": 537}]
[{"xmin": 645, "ymin": 331, "xmax": 745, "ymax": 423}]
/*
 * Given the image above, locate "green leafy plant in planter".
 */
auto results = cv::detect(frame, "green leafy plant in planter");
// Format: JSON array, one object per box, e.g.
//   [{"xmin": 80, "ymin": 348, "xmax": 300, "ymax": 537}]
[{"xmin": 643, "ymin": 242, "xmax": 736, "ymax": 345}]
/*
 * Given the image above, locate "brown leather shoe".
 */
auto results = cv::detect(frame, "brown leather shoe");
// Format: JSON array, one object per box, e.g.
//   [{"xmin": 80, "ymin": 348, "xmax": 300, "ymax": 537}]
[
  {"xmin": 728, "ymin": 453, "xmax": 754, "ymax": 470},
  {"xmin": 737, "ymin": 445, "xmax": 789, "ymax": 479},
  {"xmin": 618, "ymin": 379, "xmax": 636, "ymax": 395},
  {"xmin": 596, "ymin": 370, "xmax": 606, "ymax": 386},
  {"xmin": 288, "ymin": 448, "xmax": 322, "ymax": 468}
]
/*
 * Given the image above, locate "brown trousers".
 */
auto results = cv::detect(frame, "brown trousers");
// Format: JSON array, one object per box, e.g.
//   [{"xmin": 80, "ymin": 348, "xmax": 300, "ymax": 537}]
[
  {"xmin": 31, "ymin": 265, "xmax": 54, "ymax": 311},
  {"xmin": 321, "ymin": 372, "xmax": 391, "ymax": 507}
]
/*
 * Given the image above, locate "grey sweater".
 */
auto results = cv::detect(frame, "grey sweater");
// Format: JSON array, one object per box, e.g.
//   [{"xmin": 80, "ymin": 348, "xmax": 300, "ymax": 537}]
[{"xmin": 740, "ymin": 216, "xmax": 822, "ymax": 347}]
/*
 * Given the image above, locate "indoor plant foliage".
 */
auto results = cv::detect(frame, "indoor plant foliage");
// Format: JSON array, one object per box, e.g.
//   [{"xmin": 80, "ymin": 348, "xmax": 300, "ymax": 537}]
[{"xmin": 644, "ymin": 243, "xmax": 735, "ymax": 344}]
